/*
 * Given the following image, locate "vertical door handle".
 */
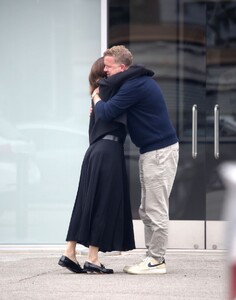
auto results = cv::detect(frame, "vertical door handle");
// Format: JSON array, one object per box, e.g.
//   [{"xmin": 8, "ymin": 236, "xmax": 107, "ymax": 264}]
[
  {"xmin": 214, "ymin": 104, "xmax": 219, "ymax": 159},
  {"xmin": 192, "ymin": 104, "xmax": 197, "ymax": 159}
]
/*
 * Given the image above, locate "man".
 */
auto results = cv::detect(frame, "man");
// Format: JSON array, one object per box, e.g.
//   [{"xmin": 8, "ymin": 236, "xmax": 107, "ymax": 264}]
[{"xmin": 92, "ymin": 45, "xmax": 179, "ymax": 275}]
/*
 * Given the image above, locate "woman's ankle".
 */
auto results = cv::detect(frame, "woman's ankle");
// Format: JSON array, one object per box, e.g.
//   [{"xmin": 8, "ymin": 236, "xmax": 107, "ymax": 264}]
[
  {"xmin": 87, "ymin": 245, "xmax": 100, "ymax": 265},
  {"xmin": 64, "ymin": 248, "xmax": 77, "ymax": 262},
  {"xmin": 87, "ymin": 258, "xmax": 100, "ymax": 266}
]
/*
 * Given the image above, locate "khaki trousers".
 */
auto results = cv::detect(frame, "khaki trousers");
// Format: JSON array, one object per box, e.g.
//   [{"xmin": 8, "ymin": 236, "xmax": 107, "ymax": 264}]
[{"xmin": 139, "ymin": 142, "xmax": 179, "ymax": 259}]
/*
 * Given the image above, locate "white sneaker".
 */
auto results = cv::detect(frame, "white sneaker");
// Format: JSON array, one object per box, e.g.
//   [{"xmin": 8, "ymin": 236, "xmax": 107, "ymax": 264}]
[{"xmin": 123, "ymin": 257, "xmax": 166, "ymax": 275}]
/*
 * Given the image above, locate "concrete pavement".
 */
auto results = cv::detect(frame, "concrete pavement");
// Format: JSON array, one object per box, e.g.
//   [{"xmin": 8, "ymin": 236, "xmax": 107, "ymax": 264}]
[{"xmin": 0, "ymin": 247, "xmax": 228, "ymax": 300}]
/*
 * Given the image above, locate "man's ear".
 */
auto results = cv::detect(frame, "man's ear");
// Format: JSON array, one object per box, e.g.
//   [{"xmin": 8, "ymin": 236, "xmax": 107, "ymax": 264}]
[{"xmin": 120, "ymin": 64, "xmax": 127, "ymax": 72}]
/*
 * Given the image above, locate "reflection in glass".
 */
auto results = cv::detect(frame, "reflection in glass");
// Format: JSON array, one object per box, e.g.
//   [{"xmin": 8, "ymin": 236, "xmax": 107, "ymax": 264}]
[{"xmin": 109, "ymin": 0, "xmax": 236, "ymax": 222}]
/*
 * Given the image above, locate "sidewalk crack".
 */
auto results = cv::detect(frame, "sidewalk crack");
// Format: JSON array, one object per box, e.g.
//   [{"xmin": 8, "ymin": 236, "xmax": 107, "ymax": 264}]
[{"xmin": 18, "ymin": 269, "xmax": 59, "ymax": 282}]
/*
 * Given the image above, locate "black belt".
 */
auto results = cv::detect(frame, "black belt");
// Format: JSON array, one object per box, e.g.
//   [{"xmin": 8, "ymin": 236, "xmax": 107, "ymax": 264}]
[{"xmin": 102, "ymin": 134, "xmax": 121, "ymax": 142}]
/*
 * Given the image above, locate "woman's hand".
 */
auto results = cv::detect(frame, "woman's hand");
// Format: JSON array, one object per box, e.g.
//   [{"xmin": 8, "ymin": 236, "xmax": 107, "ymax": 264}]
[
  {"xmin": 89, "ymin": 105, "xmax": 93, "ymax": 116},
  {"xmin": 91, "ymin": 87, "xmax": 99, "ymax": 98},
  {"xmin": 92, "ymin": 87, "xmax": 101, "ymax": 105}
]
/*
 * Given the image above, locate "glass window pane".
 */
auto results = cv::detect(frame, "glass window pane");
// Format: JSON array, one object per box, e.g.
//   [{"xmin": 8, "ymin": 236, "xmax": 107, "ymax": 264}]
[{"xmin": 0, "ymin": 0, "xmax": 102, "ymax": 243}]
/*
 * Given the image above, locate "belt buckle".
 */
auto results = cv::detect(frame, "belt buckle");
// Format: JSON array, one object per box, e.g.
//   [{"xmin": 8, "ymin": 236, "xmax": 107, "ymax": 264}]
[{"xmin": 103, "ymin": 135, "xmax": 119, "ymax": 142}]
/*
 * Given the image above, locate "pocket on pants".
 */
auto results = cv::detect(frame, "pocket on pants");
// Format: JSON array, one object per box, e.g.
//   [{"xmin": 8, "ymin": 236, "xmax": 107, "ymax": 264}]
[{"xmin": 139, "ymin": 150, "xmax": 163, "ymax": 189}]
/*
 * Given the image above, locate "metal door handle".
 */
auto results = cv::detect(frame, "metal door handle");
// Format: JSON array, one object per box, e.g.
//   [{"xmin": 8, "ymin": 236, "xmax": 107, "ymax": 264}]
[
  {"xmin": 214, "ymin": 104, "xmax": 219, "ymax": 159},
  {"xmin": 192, "ymin": 104, "xmax": 197, "ymax": 159}
]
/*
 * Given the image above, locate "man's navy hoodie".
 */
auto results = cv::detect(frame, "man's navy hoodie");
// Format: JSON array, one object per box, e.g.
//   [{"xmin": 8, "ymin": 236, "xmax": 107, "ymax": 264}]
[{"xmin": 95, "ymin": 65, "xmax": 178, "ymax": 154}]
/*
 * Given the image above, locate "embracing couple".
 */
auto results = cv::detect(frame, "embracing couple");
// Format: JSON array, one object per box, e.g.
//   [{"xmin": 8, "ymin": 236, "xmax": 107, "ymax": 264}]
[{"xmin": 58, "ymin": 45, "xmax": 179, "ymax": 275}]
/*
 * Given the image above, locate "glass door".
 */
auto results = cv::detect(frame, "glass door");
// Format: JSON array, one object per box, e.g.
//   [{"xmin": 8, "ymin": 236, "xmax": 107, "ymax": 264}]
[
  {"xmin": 108, "ymin": 0, "xmax": 236, "ymax": 249},
  {"xmin": 175, "ymin": 0, "xmax": 236, "ymax": 249},
  {"xmin": 205, "ymin": 1, "xmax": 236, "ymax": 249}
]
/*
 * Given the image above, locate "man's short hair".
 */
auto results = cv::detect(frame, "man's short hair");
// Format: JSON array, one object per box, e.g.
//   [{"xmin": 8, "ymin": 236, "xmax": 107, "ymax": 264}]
[{"xmin": 103, "ymin": 45, "xmax": 133, "ymax": 67}]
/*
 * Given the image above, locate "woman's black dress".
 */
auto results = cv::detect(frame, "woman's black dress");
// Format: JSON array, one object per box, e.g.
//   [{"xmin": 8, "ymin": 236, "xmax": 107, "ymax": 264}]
[{"xmin": 66, "ymin": 65, "xmax": 153, "ymax": 252}]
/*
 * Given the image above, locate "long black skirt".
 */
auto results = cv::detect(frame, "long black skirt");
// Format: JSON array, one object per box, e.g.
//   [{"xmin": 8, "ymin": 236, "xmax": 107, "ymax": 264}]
[{"xmin": 66, "ymin": 139, "xmax": 135, "ymax": 252}]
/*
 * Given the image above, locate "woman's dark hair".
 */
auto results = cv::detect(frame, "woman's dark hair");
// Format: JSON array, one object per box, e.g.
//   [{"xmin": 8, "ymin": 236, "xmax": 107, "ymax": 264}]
[{"xmin": 89, "ymin": 57, "xmax": 106, "ymax": 95}]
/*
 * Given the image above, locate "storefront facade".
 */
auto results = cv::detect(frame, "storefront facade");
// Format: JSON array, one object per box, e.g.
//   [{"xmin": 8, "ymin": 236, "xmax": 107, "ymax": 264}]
[{"xmin": 0, "ymin": 0, "xmax": 235, "ymax": 249}]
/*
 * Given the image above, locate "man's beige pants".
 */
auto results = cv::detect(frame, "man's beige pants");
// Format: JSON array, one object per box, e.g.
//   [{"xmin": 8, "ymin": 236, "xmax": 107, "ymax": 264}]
[{"xmin": 139, "ymin": 142, "xmax": 179, "ymax": 260}]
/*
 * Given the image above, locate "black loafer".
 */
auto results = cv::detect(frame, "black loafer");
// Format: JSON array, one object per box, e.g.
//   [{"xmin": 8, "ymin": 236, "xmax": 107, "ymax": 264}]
[
  {"xmin": 58, "ymin": 255, "xmax": 86, "ymax": 273},
  {"xmin": 83, "ymin": 261, "xmax": 114, "ymax": 274}
]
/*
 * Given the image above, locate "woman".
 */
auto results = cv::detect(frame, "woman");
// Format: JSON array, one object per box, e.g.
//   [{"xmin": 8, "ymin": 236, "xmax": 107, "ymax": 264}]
[{"xmin": 58, "ymin": 57, "xmax": 135, "ymax": 274}]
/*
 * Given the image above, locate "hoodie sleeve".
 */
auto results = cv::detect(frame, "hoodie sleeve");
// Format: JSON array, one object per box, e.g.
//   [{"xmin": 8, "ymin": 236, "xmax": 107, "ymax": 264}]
[
  {"xmin": 96, "ymin": 66, "xmax": 154, "ymax": 122},
  {"xmin": 95, "ymin": 80, "xmax": 139, "ymax": 121}
]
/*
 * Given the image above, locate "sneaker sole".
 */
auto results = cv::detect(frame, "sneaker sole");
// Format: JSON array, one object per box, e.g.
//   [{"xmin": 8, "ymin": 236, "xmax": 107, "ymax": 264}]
[
  {"xmin": 123, "ymin": 266, "xmax": 131, "ymax": 273},
  {"xmin": 125, "ymin": 268, "xmax": 166, "ymax": 275}
]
